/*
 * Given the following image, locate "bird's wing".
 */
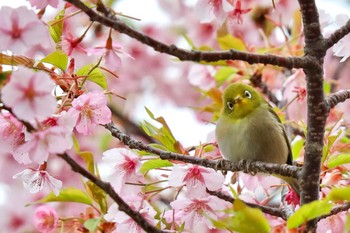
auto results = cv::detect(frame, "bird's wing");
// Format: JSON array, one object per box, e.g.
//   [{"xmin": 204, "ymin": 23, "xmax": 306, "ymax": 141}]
[{"xmin": 267, "ymin": 105, "xmax": 293, "ymax": 165}]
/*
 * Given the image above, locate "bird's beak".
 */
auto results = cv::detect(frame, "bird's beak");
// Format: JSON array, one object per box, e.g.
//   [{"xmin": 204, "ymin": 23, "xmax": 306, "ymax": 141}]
[{"xmin": 234, "ymin": 95, "xmax": 242, "ymax": 103}]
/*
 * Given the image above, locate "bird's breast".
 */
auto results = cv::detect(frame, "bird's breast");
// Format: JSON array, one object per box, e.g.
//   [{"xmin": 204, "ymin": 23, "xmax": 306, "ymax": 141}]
[{"xmin": 215, "ymin": 107, "xmax": 289, "ymax": 164}]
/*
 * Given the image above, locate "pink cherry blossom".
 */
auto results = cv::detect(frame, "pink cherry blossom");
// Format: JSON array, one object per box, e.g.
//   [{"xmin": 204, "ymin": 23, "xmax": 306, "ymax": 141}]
[
  {"xmin": 227, "ymin": 0, "xmax": 251, "ymax": 24},
  {"xmin": 88, "ymin": 38, "xmax": 133, "ymax": 72},
  {"xmin": 17, "ymin": 126, "xmax": 73, "ymax": 164},
  {"xmin": 168, "ymin": 196, "xmax": 227, "ymax": 230},
  {"xmin": 102, "ymin": 148, "xmax": 143, "ymax": 192},
  {"xmin": 13, "ymin": 168, "xmax": 62, "ymax": 195},
  {"xmin": 283, "ymin": 69, "xmax": 307, "ymax": 122},
  {"xmin": 188, "ymin": 65, "xmax": 216, "ymax": 90},
  {"xmin": 194, "ymin": 0, "xmax": 233, "ymax": 23},
  {"xmin": 333, "ymin": 14, "xmax": 350, "ymax": 62},
  {"xmin": 68, "ymin": 91, "xmax": 111, "ymax": 135},
  {"xmin": 1, "ymin": 67, "xmax": 57, "ymax": 122},
  {"xmin": 168, "ymin": 164, "xmax": 224, "ymax": 197},
  {"xmin": 0, "ymin": 6, "xmax": 53, "ymax": 55},
  {"xmin": 105, "ymin": 201, "xmax": 156, "ymax": 233},
  {"xmin": 285, "ymin": 190, "xmax": 300, "ymax": 206},
  {"xmin": 0, "ymin": 111, "xmax": 29, "ymax": 162},
  {"xmin": 317, "ymin": 212, "xmax": 345, "ymax": 233},
  {"xmin": 61, "ymin": 31, "xmax": 86, "ymax": 57},
  {"xmin": 33, "ymin": 205, "xmax": 58, "ymax": 233},
  {"xmin": 28, "ymin": 0, "xmax": 59, "ymax": 9}
]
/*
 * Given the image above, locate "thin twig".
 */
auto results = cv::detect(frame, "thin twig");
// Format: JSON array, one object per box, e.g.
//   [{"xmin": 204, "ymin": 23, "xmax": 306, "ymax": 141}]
[
  {"xmin": 104, "ymin": 122, "xmax": 301, "ymax": 179},
  {"xmin": 318, "ymin": 203, "xmax": 350, "ymax": 221},
  {"xmin": 324, "ymin": 19, "xmax": 350, "ymax": 50},
  {"xmin": 207, "ymin": 190, "xmax": 287, "ymax": 220},
  {"xmin": 64, "ymin": 0, "xmax": 308, "ymax": 69},
  {"xmin": 57, "ymin": 153, "xmax": 167, "ymax": 233},
  {"xmin": 324, "ymin": 89, "xmax": 350, "ymax": 111}
]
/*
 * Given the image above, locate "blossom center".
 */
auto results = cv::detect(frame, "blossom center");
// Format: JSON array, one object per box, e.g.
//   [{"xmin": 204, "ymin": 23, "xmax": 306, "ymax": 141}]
[{"xmin": 11, "ymin": 22, "xmax": 22, "ymax": 39}]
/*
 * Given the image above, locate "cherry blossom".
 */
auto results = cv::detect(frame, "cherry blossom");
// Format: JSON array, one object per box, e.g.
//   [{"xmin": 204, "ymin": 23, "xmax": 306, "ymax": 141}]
[
  {"xmin": 0, "ymin": 6, "xmax": 52, "ymax": 55},
  {"xmin": 167, "ymin": 196, "xmax": 228, "ymax": 230},
  {"xmin": 0, "ymin": 111, "xmax": 28, "ymax": 161},
  {"xmin": 33, "ymin": 205, "xmax": 58, "ymax": 233},
  {"xmin": 102, "ymin": 148, "xmax": 143, "ymax": 193},
  {"xmin": 68, "ymin": 91, "xmax": 111, "ymax": 135},
  {"xmin": 283, "ymin": 69, "xmax": 307, "ymax": 122},
  {"xmin": 194, "ymin": 0, "xmax": 233, "ymax": 23},
  {"xmin": 333, "ymin": 14, "xmax": 350, "ymax": 62},
  {"xmin": 285, "ymin": 190, "xmax": 300, "ymax": 206},
  {"xmin": 292, "ymin": 86, "xmax": 307, "ymax": 102},
  {"xmin": 1, "ymin": 67, "xmax": 57, "ymax": 122},
  {"xmin": 105, "ymin": 201, "xmax": 156, "ymax": 233},
  {"xmin": 13, "ymin": 168, "xmax": 62, "ymax": 195},
  {"xmin": 88, "ymin": 34, "xmax": 133, "ymax": 72},
  {"xmin": 28, "ymin": 0, "xmax": 59, "ymax": 9},
  {"xmin": 168, "ymin": 164, "xmax": 224, "ymax": 197},
  {"xmin": 17, "ymin": 126, "xmax": 73, "ymax": 164},
  {"xmin": 188, "ymin": 65, "xmax": 216, "ymax": 90},
  {"xmin": 227, "ymin": 0, "xmax": 251, "ymax": 24}
]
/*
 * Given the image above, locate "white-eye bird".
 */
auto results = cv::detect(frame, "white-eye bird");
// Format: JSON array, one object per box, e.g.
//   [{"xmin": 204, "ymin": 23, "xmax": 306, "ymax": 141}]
[{"xmin": 215, "ymin": 83, "xmax": 300, "ymax": 195}]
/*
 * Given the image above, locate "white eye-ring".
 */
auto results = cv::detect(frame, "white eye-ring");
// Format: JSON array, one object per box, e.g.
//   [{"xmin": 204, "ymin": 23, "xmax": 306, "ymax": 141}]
[
  {"xmin": 227, "ymin": 101, "xmax": 234, "ymax": 110},
  {"xmin": 244, "ymin": 90, "xmax": 252, "ymax": 99}
]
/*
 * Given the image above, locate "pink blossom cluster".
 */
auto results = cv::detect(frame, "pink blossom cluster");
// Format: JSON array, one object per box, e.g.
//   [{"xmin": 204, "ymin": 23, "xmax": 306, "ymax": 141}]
[{"xmin": 0, "ymin": 0, "xmax": 350, "ymax": 232}]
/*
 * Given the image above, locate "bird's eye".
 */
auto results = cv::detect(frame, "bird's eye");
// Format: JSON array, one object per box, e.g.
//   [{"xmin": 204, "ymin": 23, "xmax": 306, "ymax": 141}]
[
  {"xmin": 244, "ymin": 90, "xmax": 252, "ymax": 99},
  {"xmin": 227, "ymin": 101, "xmax": 234, "ymax": 110}
]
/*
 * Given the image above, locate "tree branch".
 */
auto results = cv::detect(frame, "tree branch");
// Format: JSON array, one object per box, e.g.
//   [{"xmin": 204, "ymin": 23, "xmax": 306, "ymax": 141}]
[
  {"xmin": 57, "ymin": 153, "xmax": 167, "ymax": 233},
  {"xmin": 324, "ymin": 89, "xmax": 350, "ymax": 110},
  {"xmin": 64, "ymin": 0, "xmax": 307, "ymax": 69},
  {"xmin": 207, "ymin": 190, "xmax": 289, "ymax": 220},
  {"xmin": 325, "ymin": 19, "xmax": 350, "ymax": 50},
  {"xmin": 104, "ymin": 122, "xmax": 301, "ymax": 179},
  {"xmin": 318, "ymin": 203, "xmax": 350, "ymax": 221},
  {"xmin": 297, "ymin": 0, "xmax": 328, "ymax": 231}
]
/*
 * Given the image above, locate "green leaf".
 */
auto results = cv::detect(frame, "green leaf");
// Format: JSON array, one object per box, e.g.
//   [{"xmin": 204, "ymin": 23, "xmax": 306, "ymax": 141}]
[
  {"xmin": 182, "ymin": 34, "xmax": 195, "ymax": 49},
  {"xmin": 217, "ymin": 34, "xmax": 246, "ymax": 51},
  {"xmin": 79, "ymin": 151, "xmax": 96, "ymax": 174},
  {"xmin": 345, "ymin": 214, "xmax": 350, "ymax": 232},
  {"xmin": 84, "ymin": 180, "xmax": 108, "ymax": 213},
  {"xmin": 292, "ymin": 137, "xmax": 304, "ymax": 160},
  {"xmin": 324, "ymin": 80, "xmax": 331, "ymax": 95},
  {"xmin": 77, "ymin": 64, "xmax": 108, "ymax": 89},
  {"xmin": 214, "ymin": 67, "xmax": 237, "ymax": 86},
  {"xmin": 48, "ymin": 9, "xmax": 65, "ymax": 43},
  {"xmin": 287, "ymin": 200, "xmax": 333, "ymax": 229},
  {"xmin": 141, "ymin": 107, "xmax": 185, "ymax": 153},
  {"xmin": 327, "ymin": 187, "xmax": 350, "ymax": 202},
  {"xmin": 291, "ymin": 10, "xmax": 302, "ymax": 41},
  {"xmin": 30, "ymin": 187, "xmax": 92, "ymax": 206},
  {"xmin": 322, "ymin": 129, "xmax": 342, "ymax": 163},
  {"xmin": 326, "ymin": 153, "xmax": 350, "ymax": 169},
  {"xmin": 41, "ymin": 50, "xmax": 68, "ymax": 71},
  {"xmin": 215, "ymin": 199, "xmax": 270, "ymax": 233},
  {"xmin": 84, "ymin": 216, "xmax": 103, "ymax": 233},
  {"xmin": 140, "ymin": 159, "xmax": 173, "ymax": 174}
]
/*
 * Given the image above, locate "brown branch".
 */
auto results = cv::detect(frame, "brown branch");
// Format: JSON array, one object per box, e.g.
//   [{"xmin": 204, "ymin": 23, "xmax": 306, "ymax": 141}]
[
  {"xmin": 109, "ymin": 106, "xmax": 157, "ymax": 144},
  {"xmin": 104, "ymin": 122, "xmax": 301, "ymax": 179},
  {"xmin": 296, "ymin": 0, "xmax": 329, "ymax": 231},
  {"xmin": 207, "ymin": 190, "xmax": 288, "ymax": 220},
  {"xmin": 325, "ymin": 89, "xmax": 350, "ymax": 110},
  {"xmin": 63, "ymin": 0, "xmax": 307, "ymax": 69},
  {"xmin": 325, "ymin": 19, "xmax": 350, "ymax": 50},
  {"xmin": 250, "ymin": 71, "xmax": 280, "ymax": 106},
  {"xmin": 318, "ymin": 203, "xmax": 350, "ymax": 221},
  {"xmin": 57, "ymin": 153, "xmax": 167, "ymax": 233}
]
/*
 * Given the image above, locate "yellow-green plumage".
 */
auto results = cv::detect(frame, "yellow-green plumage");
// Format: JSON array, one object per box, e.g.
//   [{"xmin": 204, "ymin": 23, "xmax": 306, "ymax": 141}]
[{"xmin": 215, "ymin": 83, "xmax": 299, "ymax": 194}]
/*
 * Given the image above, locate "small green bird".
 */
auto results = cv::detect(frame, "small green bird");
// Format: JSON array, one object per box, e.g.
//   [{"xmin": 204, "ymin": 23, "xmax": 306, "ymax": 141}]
[{"xmin": 215, "ymin": 83, "xmax": 300, "ymax": 195}]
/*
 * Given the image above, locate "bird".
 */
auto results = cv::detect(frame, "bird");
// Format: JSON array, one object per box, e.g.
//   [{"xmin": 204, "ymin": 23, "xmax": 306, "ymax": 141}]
[{"xmin": 215, "ymin": 82, "xmax": 300, "ymax": 195}]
